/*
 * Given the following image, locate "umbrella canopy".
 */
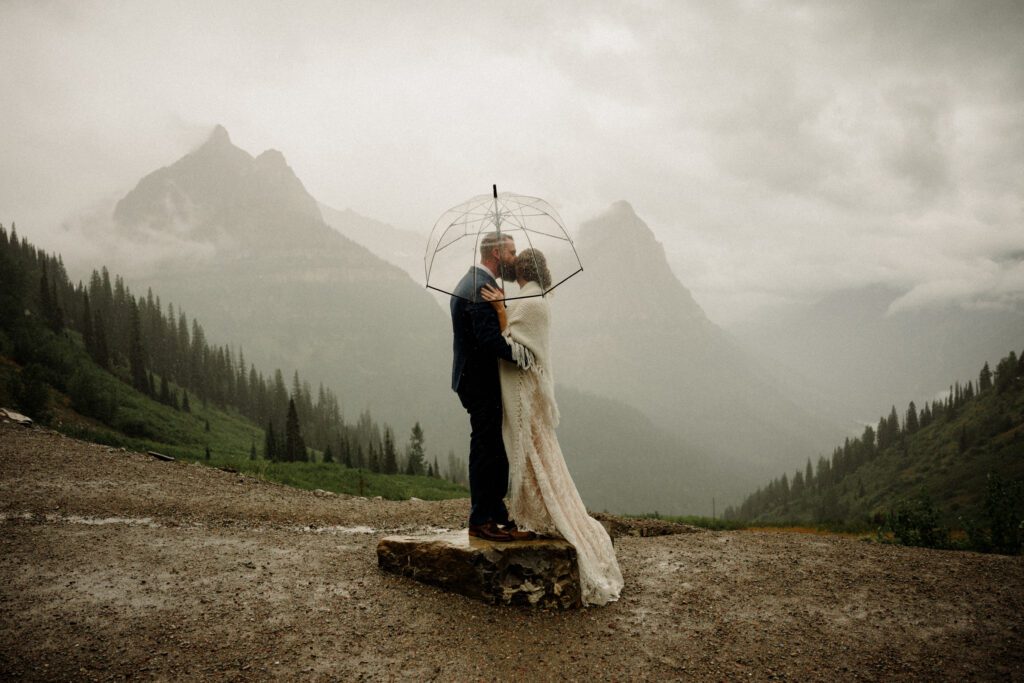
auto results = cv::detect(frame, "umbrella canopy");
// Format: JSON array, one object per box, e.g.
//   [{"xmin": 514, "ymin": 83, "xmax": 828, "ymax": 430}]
[{"xmin": 425, "ymin": 186, "xmax": 582, "ymax": 302}]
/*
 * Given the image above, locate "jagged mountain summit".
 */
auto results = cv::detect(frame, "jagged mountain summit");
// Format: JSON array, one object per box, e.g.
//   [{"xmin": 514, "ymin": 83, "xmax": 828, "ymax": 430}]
[
  {"xmin": 550, "ymin": 202, "xmax": 840, "ymax": 495},
  {"xmin": 102, "ymin": 126, "xmax": 464, "ymax": 454},
  {"xmin": 114, "ymin": 125, "xmax": 324, "ymax": 247}
]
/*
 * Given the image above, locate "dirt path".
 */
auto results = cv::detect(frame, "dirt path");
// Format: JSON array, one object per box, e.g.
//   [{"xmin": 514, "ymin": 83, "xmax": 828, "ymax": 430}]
[{"xmin": 1, "ymin": 423, "xmax": 1022, "ymax": 681}]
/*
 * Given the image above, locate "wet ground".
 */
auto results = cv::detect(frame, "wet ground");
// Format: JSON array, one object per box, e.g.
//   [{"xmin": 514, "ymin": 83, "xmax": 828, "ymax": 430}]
[{"xmin": 1, "ymin": 423, "xmax": 1022, "ymax": 681}]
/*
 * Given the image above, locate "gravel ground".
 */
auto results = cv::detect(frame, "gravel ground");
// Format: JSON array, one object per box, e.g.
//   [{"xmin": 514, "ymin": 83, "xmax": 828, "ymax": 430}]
[{"xmin": 1, "ymin": 422, "xmax": 1022, "ymax": 681}]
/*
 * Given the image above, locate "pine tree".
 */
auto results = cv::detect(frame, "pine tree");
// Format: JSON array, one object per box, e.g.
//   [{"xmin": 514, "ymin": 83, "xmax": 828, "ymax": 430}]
[
  {"xmin": 340, "ymin": 435, "xmax": 352, "ymax": 468},
  {"xmin": 382, "ymin": 427, "xmax": 398, "ymax": 474},
  {"xmin": 38, "ymin": 261, "xmax": 62, "ymax": 332},
  {"xmin": 182, "ymin": 390, "xmax": 191, "ymax": 413},
  {"xmin": 160, "ymin": 375, "xmax": 171, "ymax": 405},
  {"xmin": 433, "ymin": 456, "xmax": 440, "ymax": 478},
  {"xmin": 264, "ymin": 420, "xmax": 278, "ymax": 461},
  {"xmin": 994, "ymin": 353, "xmax": 1018, "ymax": 393},
  {"xmin": 405, "ymin": 422, "xmax": 425, "ymax": 476},
  {"xmin": 81, "ymin": 292, "xmax": 96, "ymax": 358},
  {"xmin": 250, "ymin": 441, "xmax": 257, "ymax": 461},
  {"xmin": 368, "ymin": 442, "xmax": 380, "ymax": 473},
  {"xmin": 204, "ymin": 445, "xmax": 211, "ymax": 460},
  {"xmin": 905, "ymin": 401, "xmax": 919, "ymax": 434},
  {"xmin": 888, "ymin": 405, "xmax": 901, "ymax": 441},
  {"xmin": 285, "ymin": 398, "xmax": 306, "ymax": 462},
  {"xmin": 861, "ymin": 424, "xmax": 876, "ymax": 458},
  {"xmin": 920, "ymin": 402, "xmax": 932, "ymax": 429},
  {"xmin": 323, "ymin": 444, "xmax": 334, "ymax": 463},
  {"xmin": 128, "ymin": 302, "xmax": 148, "ymax": 393},
  {"xmin": 792, "ymin": 469, "xmax": 805, "ymax": 496}
]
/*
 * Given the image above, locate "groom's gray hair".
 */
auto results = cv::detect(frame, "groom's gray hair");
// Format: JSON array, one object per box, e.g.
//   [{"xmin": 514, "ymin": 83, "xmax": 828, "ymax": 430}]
[{"xmin": 479, "ymin": 231, "xmax": 513, "ymax": 260}]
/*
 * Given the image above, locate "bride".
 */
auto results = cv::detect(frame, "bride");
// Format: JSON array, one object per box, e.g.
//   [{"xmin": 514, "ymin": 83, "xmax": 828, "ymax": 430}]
[{"xmin": 481, "ymin": 248, "xmax": 624, "ymax": 606}]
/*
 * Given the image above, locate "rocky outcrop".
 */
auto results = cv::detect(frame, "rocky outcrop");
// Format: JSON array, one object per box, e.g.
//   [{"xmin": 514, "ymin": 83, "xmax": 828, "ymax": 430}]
[
  {"xmin": 0, "ymin": 408, "xmax": 32, "ymax": 426},
  {"xmin": 377, "ymin": 531, "xmax": 581, "ymax": 609},
  {"xmin": 592, "ymin": 512, "xmax": 704, "ymax": 538}
]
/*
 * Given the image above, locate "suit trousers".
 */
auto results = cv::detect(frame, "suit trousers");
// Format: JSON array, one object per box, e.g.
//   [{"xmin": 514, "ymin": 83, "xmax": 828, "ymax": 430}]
[{"xmin": 457, "ymin": 383, "xmax": 510, "ymax": 527}]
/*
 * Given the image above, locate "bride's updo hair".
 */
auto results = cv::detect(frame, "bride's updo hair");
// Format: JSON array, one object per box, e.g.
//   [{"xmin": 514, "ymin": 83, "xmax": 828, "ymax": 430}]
[{"xmin": 515, "ymin": 248, "xmax": 552, "ymax": 290}]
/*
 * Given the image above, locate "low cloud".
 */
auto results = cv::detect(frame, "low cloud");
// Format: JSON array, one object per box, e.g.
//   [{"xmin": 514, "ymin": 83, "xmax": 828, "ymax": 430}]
[{"xmin": 1, "ymin": 1, "xmax": 1022, "ymax": 323}]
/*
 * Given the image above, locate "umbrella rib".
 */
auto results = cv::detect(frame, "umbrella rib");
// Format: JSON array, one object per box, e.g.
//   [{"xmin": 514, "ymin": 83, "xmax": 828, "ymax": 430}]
[
  {"xmin": 426, "ymin": 191, "xmax": 580, "ymax": 294},
  {"xmin": 544, "ymin": 267, "xmax": 583, "ymax": 294},
  {"xmin": 518, "ymin": 226, "xmax": 573, "ymax": 241}
]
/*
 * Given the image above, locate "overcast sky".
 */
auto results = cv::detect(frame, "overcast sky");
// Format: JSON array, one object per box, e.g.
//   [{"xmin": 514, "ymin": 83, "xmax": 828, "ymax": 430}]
[{"xmin": 2, "ymin": 0, "xmax": 1022, "ymax": 324}]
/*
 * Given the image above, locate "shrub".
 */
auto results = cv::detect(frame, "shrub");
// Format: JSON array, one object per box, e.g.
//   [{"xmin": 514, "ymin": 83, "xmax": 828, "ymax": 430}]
[
  {"xmin": 117, "ymin": 418, "xmax": 155, "ymax": 439},
  {"xmin": 881, "ymin": 495, "xmax": 948, "ymax": 549},
  {"xmin": 14, "ymin": 363, "xmax": 51, "ymax": 423},
  {"xmin": 68, "ymin": 368, "xmax": 118, "ymax": 423}
]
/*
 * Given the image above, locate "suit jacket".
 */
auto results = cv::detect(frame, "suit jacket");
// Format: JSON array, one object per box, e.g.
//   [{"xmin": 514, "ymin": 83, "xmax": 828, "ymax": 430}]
[{"xmin": 450, "ymin": 266, "xmax": 516, "ymax": 394}]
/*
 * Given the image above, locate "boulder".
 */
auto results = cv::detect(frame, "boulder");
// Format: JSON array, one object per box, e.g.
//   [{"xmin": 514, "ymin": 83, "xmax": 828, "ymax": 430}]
[
  {"xmin": 0, "ymin": 408, "xmax": 33, "ymax": 426},
  {"xmin": 377, "ymin": 530, "xmax": 581, "ymax": 609}
]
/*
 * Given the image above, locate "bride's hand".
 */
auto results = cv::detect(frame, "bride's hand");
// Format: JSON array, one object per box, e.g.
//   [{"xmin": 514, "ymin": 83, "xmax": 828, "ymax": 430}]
[{"xmin": 480, "ymin": 284, "xmax": 506, "ymax": 311}]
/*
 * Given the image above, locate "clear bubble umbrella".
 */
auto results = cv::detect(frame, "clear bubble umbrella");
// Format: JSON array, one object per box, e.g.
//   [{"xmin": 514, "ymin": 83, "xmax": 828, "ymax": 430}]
[{"xmin": 425, "ymin": 186, "xmax": 582, "ymax": 301}]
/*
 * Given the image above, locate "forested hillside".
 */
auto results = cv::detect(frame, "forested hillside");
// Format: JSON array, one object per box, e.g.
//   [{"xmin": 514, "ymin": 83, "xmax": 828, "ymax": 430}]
[
  {"xmin": 726, "ymin": 350, "xmax": 1024, "ymax": 552},
  {"xmin": 0, "ymin": 223, "xmax": 462, "ymax": 498}
]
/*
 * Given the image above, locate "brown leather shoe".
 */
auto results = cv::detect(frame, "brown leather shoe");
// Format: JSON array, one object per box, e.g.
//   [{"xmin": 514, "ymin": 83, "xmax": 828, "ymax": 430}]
[
  {"xmin": 468, "ymin": 522, "xmax": 514, "ymax": 542},
  {"xmin": 500, "ymin": 522, "xmax": 537, "ymax": 541}
]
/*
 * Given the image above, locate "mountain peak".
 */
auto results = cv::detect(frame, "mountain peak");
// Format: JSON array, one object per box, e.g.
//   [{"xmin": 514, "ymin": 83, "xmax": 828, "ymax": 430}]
[
  {"xmin": 581, "ymin": 200, "xmax": 657, "ymax": 246},
  {"xmin": 113, "ymin": 128, "xmax": 322, "ymax": 243},
  {"xmin": 207, "ymin": 124, "xmax": 231, "ymax": 146},
  {"xmin": 255, "ymin": 148, "xmax": 287, "ymax": 166},
  {"xmin": 608, "ymin": 200, "xmax": 637, "ymax": 217},
  {"xmin": 570, "ymin": 201, "xmax": 708, "ymax": 322}
]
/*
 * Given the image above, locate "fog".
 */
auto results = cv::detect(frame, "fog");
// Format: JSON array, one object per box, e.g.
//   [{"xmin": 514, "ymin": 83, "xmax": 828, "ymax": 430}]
[{"xmin": 2, "ymin": 1, "xmax": 1023, "ymax": 326}]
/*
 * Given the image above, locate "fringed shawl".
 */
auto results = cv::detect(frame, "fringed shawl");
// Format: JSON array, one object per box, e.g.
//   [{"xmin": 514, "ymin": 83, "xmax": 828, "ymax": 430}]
[{"xmin": 501, "ymin": 280, "xmax": 559, "ymax": 427}]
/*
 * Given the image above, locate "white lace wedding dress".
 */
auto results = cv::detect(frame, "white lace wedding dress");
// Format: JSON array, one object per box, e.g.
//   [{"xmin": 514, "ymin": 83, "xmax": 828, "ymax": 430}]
[{"xmin": 498, "ymin": 280, "xmax": 624, "ymax": 606}]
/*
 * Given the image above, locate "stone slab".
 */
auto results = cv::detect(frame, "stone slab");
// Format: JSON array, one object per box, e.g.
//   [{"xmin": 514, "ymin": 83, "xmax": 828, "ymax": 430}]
[
  {"xmin": 0, "ymin": 408, "xmax": 33, "ymax": 426},
  {"xmin": 377, "ymin": 530, "xmax": 581, "ymax": 609}
]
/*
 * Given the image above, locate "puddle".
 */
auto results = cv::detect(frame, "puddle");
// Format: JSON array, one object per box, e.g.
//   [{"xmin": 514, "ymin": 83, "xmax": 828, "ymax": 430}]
[
  {"xmin": 2, "ymin": 512, "xmax": 454, "ymax": 537},
  {"xmin": 0, "ymin": 511, "xmax": 162, "ymax": 527},
  {"xmin": 293, "ymin": 524, "xmax": 454, "ymax": 536}
]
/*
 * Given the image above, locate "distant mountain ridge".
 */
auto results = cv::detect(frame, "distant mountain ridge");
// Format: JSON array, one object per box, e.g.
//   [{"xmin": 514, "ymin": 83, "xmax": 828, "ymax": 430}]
[
  {"xmin": 727, "ymin": 283, "xmax": 1024, "ymax": 427},
  {"xmin": 318, "ymin": 203, "xmax": 426, "ymax": 283},
  {"xmin": 550, "ymin": 201, "xmax": 841, "ymax": 496},
  {"xmin": 728, "ymin": 348, "xmax": 1024, "ymax": 545}
]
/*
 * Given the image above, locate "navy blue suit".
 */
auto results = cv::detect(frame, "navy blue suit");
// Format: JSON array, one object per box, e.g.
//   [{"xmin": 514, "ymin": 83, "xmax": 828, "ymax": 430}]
[{"xmin": 450, "ymin": 266, "xmax": 516, "ymax": 526}]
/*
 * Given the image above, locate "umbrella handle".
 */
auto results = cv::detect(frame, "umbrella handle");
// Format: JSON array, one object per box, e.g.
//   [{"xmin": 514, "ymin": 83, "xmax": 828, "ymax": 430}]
[{"xmin": 493, "ymin": 184, "xmax": 497, "ymax": 199}]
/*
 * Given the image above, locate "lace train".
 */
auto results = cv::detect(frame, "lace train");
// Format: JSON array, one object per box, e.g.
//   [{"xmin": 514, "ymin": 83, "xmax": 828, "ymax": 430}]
[{"xmin": 501, "ymin": 364, "xmax": 624, "ymax": 606}]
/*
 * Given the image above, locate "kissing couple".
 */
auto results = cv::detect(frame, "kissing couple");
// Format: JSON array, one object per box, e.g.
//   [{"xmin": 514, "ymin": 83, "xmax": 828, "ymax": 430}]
[{"xmin": 450, "ymin": 232, "xmax": 623, "ymax": 606}]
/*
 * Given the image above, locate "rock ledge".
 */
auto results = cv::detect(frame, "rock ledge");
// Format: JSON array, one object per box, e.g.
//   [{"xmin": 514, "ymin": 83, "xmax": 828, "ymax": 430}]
[{"xmin": 377, "ymin": 530, "xmax": 581, "ymax": 609}]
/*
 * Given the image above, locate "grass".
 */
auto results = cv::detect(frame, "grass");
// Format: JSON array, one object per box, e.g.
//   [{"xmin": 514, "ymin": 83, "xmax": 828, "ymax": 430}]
[
  {"xmin": 631, "ymin": 512, "xmax": 881, "ymax": 538},
  {"xmin": 45, "ymin": 365, "xmax": 469, "ymax": 502},
  {"xmin": 631, "ymin": 512, "xmax": 748, "ymax": 531}
]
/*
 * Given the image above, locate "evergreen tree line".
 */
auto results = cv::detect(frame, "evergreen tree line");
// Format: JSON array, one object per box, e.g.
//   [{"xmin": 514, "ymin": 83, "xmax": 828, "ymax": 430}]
[
  {"xmin": 0, "ymin": 224, "xmax": 448, "ymax": 479},
  {"xmin": 725, "ymin": 350, "xmax": 1024, "ymax": 523}
]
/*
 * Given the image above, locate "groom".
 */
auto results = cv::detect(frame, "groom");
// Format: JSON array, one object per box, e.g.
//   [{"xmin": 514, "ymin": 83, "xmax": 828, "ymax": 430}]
[{"xmin": 451, "ymin": 232, "xmax": 528, "ymax": 542}]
